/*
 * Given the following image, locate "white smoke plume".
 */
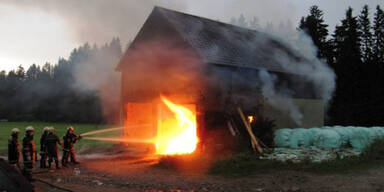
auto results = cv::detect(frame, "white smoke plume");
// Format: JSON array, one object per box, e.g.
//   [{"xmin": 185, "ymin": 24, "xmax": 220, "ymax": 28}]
[
  {"xmin": 252, "ymin": 30, "xmax": 335, "ymax": 126},
  {"xmin": 269, "ymin": 31, "xmax": 335, "ymax": 125},
  {"xmin": 257, "ymin": 69, "xmax": 304, "ymax": 126},
  {"xmin": 227, "ymin": 17, "xmax": 335, "ymax": 125}
]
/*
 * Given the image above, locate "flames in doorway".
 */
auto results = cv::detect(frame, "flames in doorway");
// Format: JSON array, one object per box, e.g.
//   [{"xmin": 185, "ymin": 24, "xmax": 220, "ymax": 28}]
[{"xmin": 123, "ymin": 95, "xmax": 198, "ymax": 155}]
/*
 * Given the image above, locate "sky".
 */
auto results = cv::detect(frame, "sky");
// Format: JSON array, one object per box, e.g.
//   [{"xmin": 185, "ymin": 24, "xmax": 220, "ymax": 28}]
[{"xmin": 0, "ymin": 0, "xmax": 383, "ymax": 72}]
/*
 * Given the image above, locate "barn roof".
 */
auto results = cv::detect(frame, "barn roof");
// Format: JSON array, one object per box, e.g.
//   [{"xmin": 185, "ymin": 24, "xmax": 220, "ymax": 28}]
[{"xmin": 118, "ymin": 6, "xmax": 304, "ymax": 74}]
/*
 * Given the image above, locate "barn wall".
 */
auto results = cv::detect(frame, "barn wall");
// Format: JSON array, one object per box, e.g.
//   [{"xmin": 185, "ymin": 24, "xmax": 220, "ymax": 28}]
[{"xmin": 262, "ymin": 98, "xmax": 324, "ymax": 128}]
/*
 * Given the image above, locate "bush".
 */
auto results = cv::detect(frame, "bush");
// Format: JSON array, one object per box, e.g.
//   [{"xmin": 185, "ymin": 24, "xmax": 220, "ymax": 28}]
[
  {"xmin": 361, "ymin": 139, "xmax": 384, "ymax": 160},
  {"xmin": 250, "ymin": 116, "xmax": 276, "ymax": 147}
]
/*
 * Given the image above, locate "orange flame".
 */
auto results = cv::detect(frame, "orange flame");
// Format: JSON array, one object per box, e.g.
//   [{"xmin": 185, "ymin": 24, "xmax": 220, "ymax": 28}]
[
  {"xmin": 156, "ymin": 96, "xmax": 198, "ymax": 155},
  {"xmin": 248, "ymin": 116, "xmax": 254, "ymax": 123}
]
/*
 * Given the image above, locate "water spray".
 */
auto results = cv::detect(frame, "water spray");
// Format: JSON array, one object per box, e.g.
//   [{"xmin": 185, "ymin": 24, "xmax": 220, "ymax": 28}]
[
  {"xmin": 80, "ymin": 124, "xmax": 153, "ymax": 144},
  {"xmin": 80, "ymin": 124, "xmax": 151, "ymax": 136},
  {"xmin": 83, "ymin": 137, "xmax": 155, "ymax": 143}
]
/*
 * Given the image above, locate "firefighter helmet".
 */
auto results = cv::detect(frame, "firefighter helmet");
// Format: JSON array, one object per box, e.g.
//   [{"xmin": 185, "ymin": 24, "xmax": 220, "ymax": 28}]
[
  {"xmin": 67, "ymin": 126, "xmax": 74, "ymax": 132},
  {"xmin": 25, "ymin": 126, "xmax": 34, "ymax": 132},
  {"xmin": 11, "ymin": 128, "xmax": 20, "ymax": 134}
]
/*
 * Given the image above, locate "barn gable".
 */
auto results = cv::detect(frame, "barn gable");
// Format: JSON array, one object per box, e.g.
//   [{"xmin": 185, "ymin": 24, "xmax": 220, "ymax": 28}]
[{"xmin": 118, "ymin": 6, "xmax": 304, "ymax": 74}]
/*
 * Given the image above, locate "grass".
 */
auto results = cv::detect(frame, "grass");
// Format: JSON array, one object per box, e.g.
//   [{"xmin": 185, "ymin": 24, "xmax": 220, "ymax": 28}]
[
  {"xmin": 209, "ymin": 152, "xmax": 376, "ymax": 176},
  {"xmin": 0, "ymin": 121, "xmax": 119, "ymax": 156},
  {"xmin": 210, "ymin": 140, "xmax": 384, "ymax": 176},
  {"xmin": 157, "ymin": 139, "xmax": 384, "ymax": 177}
]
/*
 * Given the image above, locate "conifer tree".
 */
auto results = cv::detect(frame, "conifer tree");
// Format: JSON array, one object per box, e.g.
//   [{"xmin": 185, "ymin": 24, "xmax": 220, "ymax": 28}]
[
  {"xmin": 299, "ymin": 5, "xmax": 329, "ymax": 59},
  {"xmin": 373, "ymin": 6, "xmax": 384, "ymax": 66},
  {"xmin": 359, "ymin": 5, "xmax": 374, "ymax": 62},
  {"xmin": 331, "ymin": 7, "xmax": 363, "ymax": 125}
]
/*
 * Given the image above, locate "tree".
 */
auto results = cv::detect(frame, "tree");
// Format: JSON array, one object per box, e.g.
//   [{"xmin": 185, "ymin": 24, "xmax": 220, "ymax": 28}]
[
  {"xmin": 373, "ymin": 5, "xmax": 384, "ymax": 67},
  {"xmin": 371, "ymin": 5, "xmax": 384, "ymax": 124},
  {"xmin": 230, "ymin": 14, "xmax": 248, "ymax": 28},
  {"xmin": 299, "ymin": 5, "xmax": 329, "ymax": 59},
  {"xmin": 359, "ymin": 5, "xmax": 374, "ymax": 62},
  {"xmin": 330, "ymin": 7, "xmax": 363, "ymax": 125},
  {"xmin": 15, "ymin": 65, "xmax": 25, "ymax": 81},
  {"xmin": 0, "ymin": 71, "xmax": 6, "ymax": 82},
  {"xmin": 264, "ymin": 22, "xmax": 275, "ymax": 34},
  {"xmin": 237, "ymin": 14, "xmax": 248, "ymax": 28},
  {"xmin": 249, "ymin": 16, "xmax": 260, "ymax": 30},
  {"xmin": 26, "ymin": 64, "xmax": 40, "ymax": 80}
]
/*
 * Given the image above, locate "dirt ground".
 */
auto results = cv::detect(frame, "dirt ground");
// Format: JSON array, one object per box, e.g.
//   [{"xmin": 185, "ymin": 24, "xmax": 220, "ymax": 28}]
[{"xmin": 33, "ymin": 148, "xmax": 384, "ymax": 192}]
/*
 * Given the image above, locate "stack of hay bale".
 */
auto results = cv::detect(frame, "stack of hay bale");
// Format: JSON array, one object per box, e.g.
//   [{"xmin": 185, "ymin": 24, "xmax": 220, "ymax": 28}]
[{"xmin": 274, "ymin": 126, "xmax": 384, "ymax": 150}]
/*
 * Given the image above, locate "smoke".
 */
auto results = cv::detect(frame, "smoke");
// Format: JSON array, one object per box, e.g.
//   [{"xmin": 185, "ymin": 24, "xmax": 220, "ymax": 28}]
[
  {"xmin": 71, "ymin": 39, "xmax": 122, "ymax": 123},
  {"xmin": 241, "ymin": 30, "xmax": 335, "ymax": 126},
  {"xmin": 257, "ymin": 69, "xmax": 304, "ymax": 125},
  {"xmin": 263, "ymin": 31, "xmax": 335, "ymax": 125},
  {"xmin": 288, "ymin": 31, "xmax": 336, "ymax": 103},
  {"xmin": 120, "ymin": 40, "xmax": 203, "ymax": 98},
  {"xmin": 2, "ymin": 0, "xmax": 187, "ymax": 45}
]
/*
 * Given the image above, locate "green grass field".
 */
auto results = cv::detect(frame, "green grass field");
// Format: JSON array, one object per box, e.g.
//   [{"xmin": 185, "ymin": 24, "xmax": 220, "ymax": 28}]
[{"xmin": 0, "ymin": 122, "xmax": 120, "ymax": 156}]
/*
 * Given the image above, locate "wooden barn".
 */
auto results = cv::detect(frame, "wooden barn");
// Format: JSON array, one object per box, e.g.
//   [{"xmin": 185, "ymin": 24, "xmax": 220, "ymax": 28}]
[{"xmin": 116, "ymin": 7, "xmax": 324, "ymax": 150}]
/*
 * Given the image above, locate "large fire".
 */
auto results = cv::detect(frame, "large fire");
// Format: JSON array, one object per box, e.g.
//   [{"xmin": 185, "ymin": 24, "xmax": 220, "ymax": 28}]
[{"xmin": 155, "ymin": 96, "xmax": 198, "ymax": 155}]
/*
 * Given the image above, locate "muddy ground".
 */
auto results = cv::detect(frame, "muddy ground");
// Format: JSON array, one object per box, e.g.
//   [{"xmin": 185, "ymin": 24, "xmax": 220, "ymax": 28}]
[{"xmin": 33, "ymin": 147, "xmax": 384, "ymax": 192}]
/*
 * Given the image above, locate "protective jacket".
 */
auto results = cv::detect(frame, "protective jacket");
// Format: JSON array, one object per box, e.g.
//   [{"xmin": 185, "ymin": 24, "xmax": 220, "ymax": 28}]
[
  {"xmin": 22, "ymin": 135, "xmax": 36, "ymax": 163},
  {"xmin": 8, "ymin": 136, "xmax": 20, "ymax": 164},
  {"xmin": 39, "ymin": 132, "xmax": 49, "ymax": 168},
  {"xmin": 45, "ymin": 133, "xmax": 61, "ymax": 153},
  {"xmin": 63, "ymin": 133, "xmax": 79, "ymax": 150},
  {"xmin": 40, "ymin": 132, "xmax": 48, "ymax": 152}
]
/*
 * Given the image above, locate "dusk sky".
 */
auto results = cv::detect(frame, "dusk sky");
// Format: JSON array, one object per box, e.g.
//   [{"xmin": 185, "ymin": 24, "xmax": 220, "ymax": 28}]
[{"xmin": 1, "ymin": 0, "xmax": 383, "ymax": 72}]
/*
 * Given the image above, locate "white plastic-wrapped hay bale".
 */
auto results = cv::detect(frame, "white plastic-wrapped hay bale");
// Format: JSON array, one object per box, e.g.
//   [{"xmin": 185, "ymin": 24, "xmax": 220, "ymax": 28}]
[
  {"xmin": 370, "ymin": 127, "xmax": 384, "ymax": 140},
  {"xmin": 332, "ymin": 126, "xmax": 354, "ymax": 147},
  {"xmin": 274, "ymin": 128, "xmax": 292, "ymax": 147},
  {"xmin": 274, "ymin": 126, "xmax": 384, "ymax": 150},
  {"xmin": 288, "ymin": 128, "xmax": 313, "ymax": 148},
  {"xmin": 313, "ymin": 129, "xmax": 342, "ymax": 149},
  {"xmin": 307, "ymin": 128, "xmax": 322, "ymax": 146},
  {"xmin": 349, "ymin": 127, "xmax": 371, "ymax": 149}
]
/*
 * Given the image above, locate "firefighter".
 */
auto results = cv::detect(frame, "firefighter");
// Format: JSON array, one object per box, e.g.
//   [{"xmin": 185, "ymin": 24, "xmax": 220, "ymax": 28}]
[
  {"xmin": 8, "ymin": 128, "xmax": 21, "ymax": 170},
  {"xmin": 39, "ymin": 127, "xmax": 50, "ymax": 168},
  {"xmin": 45, "ymin": 127, "xmax": 62, "ymax": 170},
  {"xmin": 62, "ymin": 126, "xmax": 82, "ymax": 167},
  {"xmin": 22, "ymin": 126, "xmax": 36, "ymax": 181}
]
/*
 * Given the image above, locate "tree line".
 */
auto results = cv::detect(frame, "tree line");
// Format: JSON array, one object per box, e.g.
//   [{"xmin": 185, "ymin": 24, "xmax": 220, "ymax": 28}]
[
  {"xmin": 0, "ymin": 38, "xmax": 122, "ymax": 124},
  {"xmin": 298, "ymin": 5, "xmax": 384, "ymax": 126}
]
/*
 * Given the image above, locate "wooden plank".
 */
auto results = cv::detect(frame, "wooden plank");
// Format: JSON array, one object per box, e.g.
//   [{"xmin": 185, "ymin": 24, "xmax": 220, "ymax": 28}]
[{"xmin": 237, "ymin": 107, "xmax": 263, "ymax": 153}]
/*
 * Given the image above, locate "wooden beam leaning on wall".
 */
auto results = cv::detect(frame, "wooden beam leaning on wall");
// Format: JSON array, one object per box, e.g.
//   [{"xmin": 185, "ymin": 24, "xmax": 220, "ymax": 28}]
[{"xmin": 237, "ymin": 107, "xmax": 263, "ymax": 153}]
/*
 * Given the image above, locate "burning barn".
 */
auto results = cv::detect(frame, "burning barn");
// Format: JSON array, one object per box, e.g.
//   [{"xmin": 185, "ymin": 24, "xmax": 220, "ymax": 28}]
[{"xmin": 116, "ymin": 7, "xmax": 324, "ymax": 154}]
